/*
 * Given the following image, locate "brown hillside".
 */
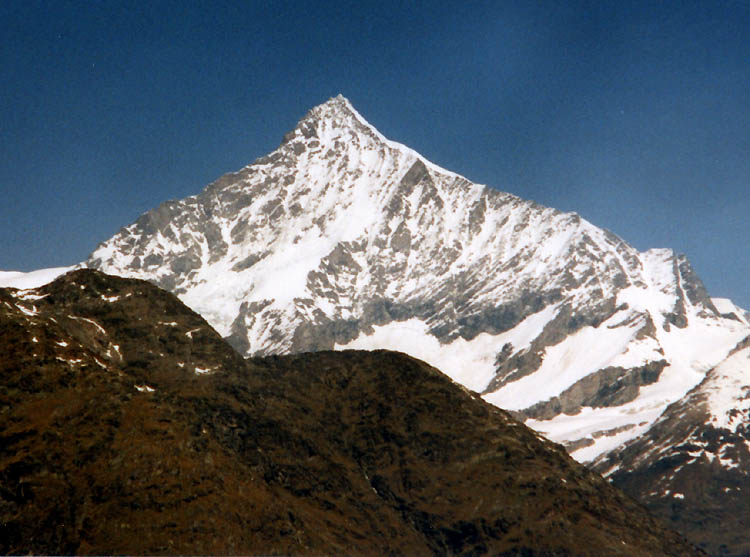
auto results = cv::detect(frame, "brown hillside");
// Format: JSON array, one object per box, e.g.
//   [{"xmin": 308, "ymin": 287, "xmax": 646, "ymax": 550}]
[{"xmin": 0, "ymin": 269, "xmax": 700, "ymax": 555}]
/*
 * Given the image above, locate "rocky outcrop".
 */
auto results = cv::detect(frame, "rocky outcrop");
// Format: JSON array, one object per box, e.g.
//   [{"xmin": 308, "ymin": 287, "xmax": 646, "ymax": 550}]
[
  {"xmin": 485, "ymin": 299, "xmax": 619, "ymax": 393},
  {"xmin": 524, "ymin": 360, "xmax": 668, "ymax": 420}
]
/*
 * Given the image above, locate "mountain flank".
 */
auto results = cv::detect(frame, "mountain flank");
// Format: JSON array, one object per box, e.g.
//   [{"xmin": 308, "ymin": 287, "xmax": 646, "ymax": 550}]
[
  {"xmin": 86, "ymin": 95, "xmax": 749, "ymax": 462},
  {"xmin": 0, "ymin": 269, "xmax": 699, "ymax": 555},
  {"xmin": 595, "ymin": 337, "xmax": 750, "ymax": 555}
]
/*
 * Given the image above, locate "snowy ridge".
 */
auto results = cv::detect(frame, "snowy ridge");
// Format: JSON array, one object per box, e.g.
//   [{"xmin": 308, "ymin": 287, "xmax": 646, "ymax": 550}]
[
  {"xmin": 705, "ymin": 345, "xmax": 750, "ymax": 431},
  {"xmin": 86, "ymin": 95, "xmax": 750, "ymax": 461},
  {"xmin": 713, "ymin": 297, "xmax": 750, "ymax": 326},
  {"xmin": 0, "ymin": 267, "xmax": 74, "ymax": 289}
]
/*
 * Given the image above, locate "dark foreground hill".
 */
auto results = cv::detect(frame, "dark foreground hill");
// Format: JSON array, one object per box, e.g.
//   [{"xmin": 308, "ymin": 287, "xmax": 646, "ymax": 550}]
[{"xmin": 0, "ymin": 269, "xmax": 699, "ymax": 555}]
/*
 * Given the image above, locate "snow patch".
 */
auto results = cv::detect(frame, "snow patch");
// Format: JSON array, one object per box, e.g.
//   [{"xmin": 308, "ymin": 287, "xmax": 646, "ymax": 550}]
[
  {"xmin": 70, "ymin": 315, "xmax": 106, "ymax": 335},
  {"xmin": 109, "ymin": 344, "xmax": 122, "ymax": 360},
  {"xmin": 713, "ymin": 297, "xmax": 750, "ymax": 325},
  {"xmin": 16, "ymin": 304, "xmax": 38, "ymax": 317},
  {"xmin": 56, "ymin": 356, "xmax": 82, "ymax": 366},
  {"xmin": 134, "ymin": 384, "xmax": 155, "ymax": 392},
  {"xmin": 14, "ymin": 291, "xmax": 49, "ymax": 302}
]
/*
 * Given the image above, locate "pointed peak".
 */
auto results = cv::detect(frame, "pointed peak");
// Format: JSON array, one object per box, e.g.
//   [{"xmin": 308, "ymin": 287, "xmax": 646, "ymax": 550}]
[
  {"xmin": 273, "ymin": 95, "xmax": 469, "ymax": 183},
  {"xmin": 318, "ymin": 93, "xmax": 354, "ymax": 112},
  {"xmin": 281, "ymin": 94, "xmax": 381, "ymax": 147},
  {"xmin": 305, "ymin": 94, "xmax": 369, "ymax": 128},
  {"xmin": 299, "ymin": 94, "xmax": 361, "ymax": 120}
]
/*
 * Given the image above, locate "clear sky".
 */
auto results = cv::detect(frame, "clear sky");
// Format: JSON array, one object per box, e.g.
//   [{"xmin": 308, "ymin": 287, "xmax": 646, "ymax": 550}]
[{"xmin": 2, "ymin": 1, "xmax": 749, "ymax": 306}]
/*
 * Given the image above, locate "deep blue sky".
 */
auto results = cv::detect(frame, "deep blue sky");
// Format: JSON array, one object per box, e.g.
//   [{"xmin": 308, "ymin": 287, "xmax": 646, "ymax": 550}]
[{"xmin": 2, "ymin": 1, "xmax": 749, "ymax": 306}]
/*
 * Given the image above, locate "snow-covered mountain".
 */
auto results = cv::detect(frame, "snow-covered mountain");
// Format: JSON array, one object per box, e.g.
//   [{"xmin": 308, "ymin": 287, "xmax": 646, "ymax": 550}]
[
  {"xmin": 86, "ymin": 95, "xmax": 749, "ymax": 463},
  {"xmin": 712, "ymin": 296, "xmax": 750, "ymax": 326}
]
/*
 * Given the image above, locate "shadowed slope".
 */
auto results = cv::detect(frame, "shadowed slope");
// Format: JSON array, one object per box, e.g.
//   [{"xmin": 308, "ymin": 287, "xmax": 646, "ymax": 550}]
[{"xmin": 1, "ymin": 270, "xmax": 699, "ymax": 555}]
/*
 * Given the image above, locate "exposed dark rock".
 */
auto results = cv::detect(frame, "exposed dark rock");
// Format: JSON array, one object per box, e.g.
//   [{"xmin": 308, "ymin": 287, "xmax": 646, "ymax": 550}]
[
  {"xmin": 230, "ymin": 252, "xmax": 268, "ymax": 272},
  {"xmin": 390, "ymin": 221, "xmax": 412, "ymax": 253},
  {"xmin": 523, "ymin": 360, "xmax": 668, "ymax": 420},
  {"xmin": 142, "ymin": 253, "xmax": 163, "ymax": 267},
  {"xmin": 564, "ymin": 438, "xmax": 596, "ymax": 452},
  {"xmin": 677, "ymin": 254, "xmax": 718, "ymax": 314},
  {"xmin": 400, "ymin": 159, "xmax": 431, "ymax": 190},
  {"xmin": 203, "ymin": 221, "xmax": 228, "ymax": 263},
  {"xmin": 169, "ymin": 252, "xmax": 202, "ymax": 274}
]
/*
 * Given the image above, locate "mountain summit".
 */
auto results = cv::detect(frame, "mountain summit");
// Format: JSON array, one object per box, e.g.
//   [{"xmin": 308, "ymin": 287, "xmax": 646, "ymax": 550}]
[{"xmin": 87, "ymin": 96, "xmax": 749, "ymax": 465}]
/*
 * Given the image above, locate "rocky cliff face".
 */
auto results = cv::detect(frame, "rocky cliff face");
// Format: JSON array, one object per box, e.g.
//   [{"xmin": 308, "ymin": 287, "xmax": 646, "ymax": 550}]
[{"xmin": 0, "ymin": 269, "xmax": 700, "ymax": 555}]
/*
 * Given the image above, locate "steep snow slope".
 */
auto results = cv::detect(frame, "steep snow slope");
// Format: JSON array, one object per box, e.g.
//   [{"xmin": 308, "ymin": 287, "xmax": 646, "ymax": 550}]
[{"xmin": 87, "ymin": 95, "xmax": 749, "ymax": 460}]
